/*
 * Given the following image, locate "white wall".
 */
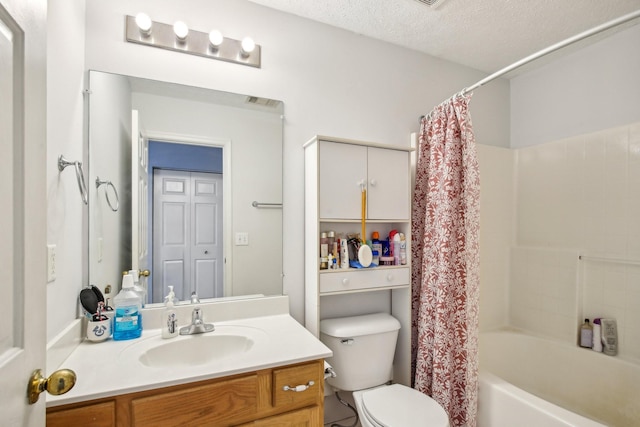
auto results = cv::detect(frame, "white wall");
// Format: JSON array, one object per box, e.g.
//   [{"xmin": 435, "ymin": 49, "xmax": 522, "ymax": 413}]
[
  {"xmin": 49, "ymin": 0, "xmax": 510, "ymax": 329},
  {"xmin": 46, "ymin": 0, "xmax": 86, "ymax": 341},
  {"xmin": 477, "ymin": 144, "xmax": 514, "ymax": 332},
  {"xmin": 511, "ymin": 24, "xmax": 640, "ymax": 148}
]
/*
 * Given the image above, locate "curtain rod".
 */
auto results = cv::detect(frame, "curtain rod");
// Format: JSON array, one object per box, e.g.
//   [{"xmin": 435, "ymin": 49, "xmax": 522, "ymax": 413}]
[{"xmin": 461, "ymin": 9, "xmax": 640, "ymax": 95}]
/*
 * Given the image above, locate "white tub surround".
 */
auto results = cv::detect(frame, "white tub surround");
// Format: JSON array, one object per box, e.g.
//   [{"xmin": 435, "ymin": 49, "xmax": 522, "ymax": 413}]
[
  {"xmin": 480, "ymin": 330, "xmax": 640, "ymax": 427},
  {"xmin": 47, "ymin": 296, "xmax": 332, "ymax": 407}
]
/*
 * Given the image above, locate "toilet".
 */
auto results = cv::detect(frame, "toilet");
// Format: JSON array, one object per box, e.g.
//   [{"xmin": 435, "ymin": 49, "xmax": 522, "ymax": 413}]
[{"xmin": 320, "ymin": 313, "xmax": 449, "ymax": 427}]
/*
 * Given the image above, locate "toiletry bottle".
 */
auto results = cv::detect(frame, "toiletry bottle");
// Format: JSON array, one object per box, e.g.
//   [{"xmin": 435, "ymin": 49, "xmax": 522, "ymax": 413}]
[
  {"xmin": 327, "ymin": 231, "xmax": 336, "ymax": 259},
  {"xmin": 399, "ymin": 233, "xmax": 407, "ymax": 265},
  {"xmin": 162, "ymin": 286, "xmax": 179, "ymax": 339},
  {"xmin": 592, "ymin": 318, "xmax": 603, "ymax": 352},
  {"xmin": 340, "ymin": 238, "xmax": 349, "ymax": 269},
  {"xmin": 320, "ymin": 232, "xmax": 329, "ymax": 257},
  {"xmin": 113, "ymin": 274, "xmax": 143, "ymax": 340},
  {"xmin": 392, "ymin": 233, "xmax": 401, "ymax": 265},
  {"xmin": 601, "ymin": 318, "xmax": 618, "ymax": 356},
  {"xmin": 388, "ymin": 230, "xmax": 398, "ymax": 260},
  {"xmin": 579, "ymin": 318, "xmax": 593, "ymax": 348},
  {"xmin": 371, "ymin": 232, "xmax": 383, "ymax": 263}
]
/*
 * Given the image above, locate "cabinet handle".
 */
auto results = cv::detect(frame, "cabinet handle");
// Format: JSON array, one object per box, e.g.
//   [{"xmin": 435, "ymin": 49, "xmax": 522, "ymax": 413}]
[
  {"xmin": 386, "ymin": 273, "xmax": 394, "ymax": 281},
  {"xmin": 342, "ymin": 278, "xmax": 349, "ymax": 286},
  {"xmin": 283, "ymin": 380, "xmax": 315, "ymax": 392},
  {"xmin": 369, "ymin": 178, "xmax": 377, "ymax": 187}
]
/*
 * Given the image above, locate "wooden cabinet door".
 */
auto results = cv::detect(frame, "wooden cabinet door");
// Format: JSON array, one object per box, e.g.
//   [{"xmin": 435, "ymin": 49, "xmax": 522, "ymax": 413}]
[
  {"xmin": 236, "ymin": 406, "xmax": 321, "ymax": 427},
  {"xmin": 319, "ymin": 141, "xmax": 367, "ymax": 219},
  {"xmin": 367, "ymin": 146, "xmax": 410, "ymax": 220},
  {"xmin": 47, "ymin": 401, "xmax": 116, "ymax": 427}
]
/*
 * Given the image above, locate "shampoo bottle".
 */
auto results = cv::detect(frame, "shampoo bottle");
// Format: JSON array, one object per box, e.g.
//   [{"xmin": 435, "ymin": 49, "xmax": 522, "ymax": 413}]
[
  {"xmin": 113, "ymin": 274, "xmax": 142, "ymax": 341},
  {"xmin": 601, "ymin": 318, "xmax": 618, "ymax": 356},
  {"xmin": 579, "ymin": 318, "xmax": 593, "ymax": 348},
  {"xmin": 592, "ymin": 318, "xmax": 603, "ymax": 352},
  {"xmin": 162, "ymin": 286, "xmax": 179, "ymax": 339}
]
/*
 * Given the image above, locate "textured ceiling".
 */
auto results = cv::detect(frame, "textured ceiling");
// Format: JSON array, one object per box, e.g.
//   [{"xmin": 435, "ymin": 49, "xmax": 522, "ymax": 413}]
[{"xmin": 248, "ymin": 0, "xmax": 640, "ymax": 75}]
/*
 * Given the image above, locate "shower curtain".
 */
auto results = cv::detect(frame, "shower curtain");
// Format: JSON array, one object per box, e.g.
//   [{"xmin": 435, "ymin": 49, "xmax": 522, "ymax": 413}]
[{"xmin": 411, "ymin": 93, "xmax": 480, "ymax": 427}]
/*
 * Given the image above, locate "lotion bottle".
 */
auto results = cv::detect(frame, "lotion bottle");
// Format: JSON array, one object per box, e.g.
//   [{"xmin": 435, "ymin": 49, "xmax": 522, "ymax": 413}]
[{"xmin": 162, "ymin": 286, "xmax": 179, "ymax": 339}]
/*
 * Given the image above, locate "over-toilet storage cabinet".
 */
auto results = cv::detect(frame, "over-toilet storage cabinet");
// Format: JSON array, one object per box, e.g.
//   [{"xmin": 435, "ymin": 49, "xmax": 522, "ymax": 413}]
[{"xmin": 304, "ymin": 136, "xmax": 412, "ymax": 386}]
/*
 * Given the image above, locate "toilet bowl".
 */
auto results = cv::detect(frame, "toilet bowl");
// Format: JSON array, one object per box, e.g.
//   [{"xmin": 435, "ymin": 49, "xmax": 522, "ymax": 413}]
[
  {"xmin": 353, "ymin": 384, "xmax": 449, "ymax": 427},
  {"xmin": 319, "ymin": 313, "xmax": 450, "ymax": 427}
]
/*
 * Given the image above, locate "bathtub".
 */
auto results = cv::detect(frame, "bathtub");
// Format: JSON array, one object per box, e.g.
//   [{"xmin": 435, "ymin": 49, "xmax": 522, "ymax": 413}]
[{"xmin": 478, "ymin": 330, "xmax": 640, "ymax": 427}]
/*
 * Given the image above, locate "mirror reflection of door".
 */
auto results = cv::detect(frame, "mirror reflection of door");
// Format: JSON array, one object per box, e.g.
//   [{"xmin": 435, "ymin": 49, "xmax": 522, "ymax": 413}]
[
  {"xmin": 153, "ymin": 170, "xmax": 223, "ymax": 302},
  {"xmin": 147, "ymin": 141, "xmax": 224, "ymax": 303}
]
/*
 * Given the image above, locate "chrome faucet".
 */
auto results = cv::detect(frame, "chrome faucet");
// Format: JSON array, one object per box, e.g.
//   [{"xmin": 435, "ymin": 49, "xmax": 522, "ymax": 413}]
[{"xmin": 179, "ymin": 307, "xmax": 215, "ymax": 335}]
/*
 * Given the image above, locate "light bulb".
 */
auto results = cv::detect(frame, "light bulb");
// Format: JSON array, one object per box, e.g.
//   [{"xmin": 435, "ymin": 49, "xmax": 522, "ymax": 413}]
[
  {"xmin": 135, "ymin": 13, "xmax": 152, "ymax": 36},
  {"xmin": 241, "ymin": 37, "xmax": 255, "ymax": 56},
  {"xmin": 173, "ymin": 21, "xmax": 189, "ymax": 41},
  {"xmin": 209, "ymin": 30, "xmax": 223, "ymax": 48}
]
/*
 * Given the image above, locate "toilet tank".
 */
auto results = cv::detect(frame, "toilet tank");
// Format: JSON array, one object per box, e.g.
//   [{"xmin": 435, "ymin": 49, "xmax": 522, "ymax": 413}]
[{"xmin": 320, "ymin": 313, "xmax": 401, "ymax": 391}]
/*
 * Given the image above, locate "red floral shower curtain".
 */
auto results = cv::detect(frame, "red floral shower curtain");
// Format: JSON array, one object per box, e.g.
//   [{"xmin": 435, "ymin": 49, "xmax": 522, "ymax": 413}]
[{"xmin": 411, "ymin": 93, "xmax": 480, "ymax": 427}]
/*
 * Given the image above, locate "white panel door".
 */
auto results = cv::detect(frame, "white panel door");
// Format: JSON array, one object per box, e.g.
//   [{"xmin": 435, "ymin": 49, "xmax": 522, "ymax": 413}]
[
  {"xmin": 191, "ymin": 172, "xmax": 223, "ymax": 299},
  {"xmin": 0, "ymin": 0, "xmax": 48, "ymax": 424},
  {"xmin": 153, "ymin": 170, "xmax": 189, "ymax": 302},
  {"xmin": 153, "ymin": 170, "xmax": 223, "ymax": 302}
]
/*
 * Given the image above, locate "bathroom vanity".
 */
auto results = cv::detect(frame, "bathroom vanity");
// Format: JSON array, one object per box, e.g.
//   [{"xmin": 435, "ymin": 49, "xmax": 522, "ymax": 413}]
[
  {"xmin": 47, "ymin": 359, "xmax": 324, "ymax": 426},
  {"xmin": 46, "ymin": 296, "xmax": 331, "ymax": 427}
]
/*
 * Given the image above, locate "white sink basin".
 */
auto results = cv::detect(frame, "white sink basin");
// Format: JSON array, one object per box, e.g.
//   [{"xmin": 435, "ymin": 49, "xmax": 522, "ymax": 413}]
[
  {"xmin": 139, "ymin": 334, "xmax": 254, "ymax": 368},
  {"xmin": 118, "ymin": 324, "xmax": 268, "ymax": 369}
]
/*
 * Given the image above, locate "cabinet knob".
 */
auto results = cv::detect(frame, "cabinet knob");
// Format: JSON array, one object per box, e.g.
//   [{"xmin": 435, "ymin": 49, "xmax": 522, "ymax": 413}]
[
  {"xmin": 342, "ymin": 278, "xmax": 349, "ymax": 286},
  {"xmin": 369, "ymin": 178, "xmax": 377, "ymax": 187},
  {"xmin": 386, "ymin": 274, "xmax": 394, "ymax": 282}
]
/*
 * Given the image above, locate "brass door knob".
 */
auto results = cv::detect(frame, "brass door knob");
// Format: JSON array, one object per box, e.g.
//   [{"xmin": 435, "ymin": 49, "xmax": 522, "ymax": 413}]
[
  {"xmin": 139, "ymin": 269, "xmax": 150, "ymax": 277},
  {"xmin": 27, "ymin": 368, "xmax": 76, "ymax": 404}
]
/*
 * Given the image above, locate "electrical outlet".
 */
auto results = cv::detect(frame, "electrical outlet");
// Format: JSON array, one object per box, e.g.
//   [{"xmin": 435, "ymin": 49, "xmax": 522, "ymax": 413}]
[
  {"xmin": 235, "ymin": 232, "xmax": 249, "ymax": 246},
  {"xmin": 47, "ymin": 244, "xmax": 57, "ymax": 282}
]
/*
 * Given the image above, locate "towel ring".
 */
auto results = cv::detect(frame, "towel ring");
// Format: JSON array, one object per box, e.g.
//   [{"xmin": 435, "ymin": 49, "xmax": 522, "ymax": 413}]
[
  {"xmin": 58, "ymin": 155, "xmax": 88, "ymax": 205},
  {"xmin": 95, "ymin": 177, "xmax": 119, "ymax": 212}
]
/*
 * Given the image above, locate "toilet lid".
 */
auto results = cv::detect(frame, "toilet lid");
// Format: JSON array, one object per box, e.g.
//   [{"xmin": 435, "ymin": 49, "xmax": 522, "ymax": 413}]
[{"xmin": 361, "ymin": 384, "xmax": 449, "ymax": 427}]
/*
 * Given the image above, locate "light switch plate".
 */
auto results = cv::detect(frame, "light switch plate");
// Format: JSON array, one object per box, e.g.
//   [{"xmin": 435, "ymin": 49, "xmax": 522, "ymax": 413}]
[{"xmin": 235, "ymin": 232, "xmax": 249, "ymax": 246}]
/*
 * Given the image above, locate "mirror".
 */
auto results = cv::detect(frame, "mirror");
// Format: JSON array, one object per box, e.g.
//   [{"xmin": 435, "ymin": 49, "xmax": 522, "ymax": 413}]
[{"xmin": 87, "ymin": 70, "xmax": 283, "ymax": 306}]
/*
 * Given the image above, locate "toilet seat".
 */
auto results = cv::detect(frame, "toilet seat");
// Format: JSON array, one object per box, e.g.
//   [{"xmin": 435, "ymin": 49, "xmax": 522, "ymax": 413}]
[{"xmin": 356, "ymin": 384, "xmax": 449, "ymax": 427}]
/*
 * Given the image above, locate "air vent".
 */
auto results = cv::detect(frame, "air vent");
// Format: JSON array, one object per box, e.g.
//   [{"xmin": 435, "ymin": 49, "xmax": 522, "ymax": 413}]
[
  {"xmin": 246, "ymin": 96, "xmax": 280, "ymax": 108},
  {"xmin": 414, "ymin": 0, "xmax": 449, "ymax": 7}
]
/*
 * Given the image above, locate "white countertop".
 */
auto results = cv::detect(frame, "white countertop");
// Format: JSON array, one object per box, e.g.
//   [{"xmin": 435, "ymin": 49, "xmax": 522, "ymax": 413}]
[{"xmin": 47, "ymin": 313, "xmax": 332, "ymax": 407}]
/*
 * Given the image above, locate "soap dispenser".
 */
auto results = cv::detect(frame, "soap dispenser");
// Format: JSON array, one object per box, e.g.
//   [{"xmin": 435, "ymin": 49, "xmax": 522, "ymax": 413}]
[{"xmin": 162, "ymin": 286, "xmax": 179, "ymax": 339}]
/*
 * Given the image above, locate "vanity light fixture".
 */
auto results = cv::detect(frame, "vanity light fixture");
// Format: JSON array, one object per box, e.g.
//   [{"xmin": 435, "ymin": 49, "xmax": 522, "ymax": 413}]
[
  {"xmin": 125, "ymin": 15, "xmax": 261, "ymax": 68},
  {"xmin": 208, "ymin": 30, "xmax": 223, "ymax": 50},
  {"xmin": 135, "ymin": 13, "xmax": 152, "ymax": 36},
  {"xmin": 240, "ymin": 37, "xmax": 255, "ymax": 57},
  {"xmin": 173, "ymin": 21, "xmax": 189, "ymax": 42}
]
